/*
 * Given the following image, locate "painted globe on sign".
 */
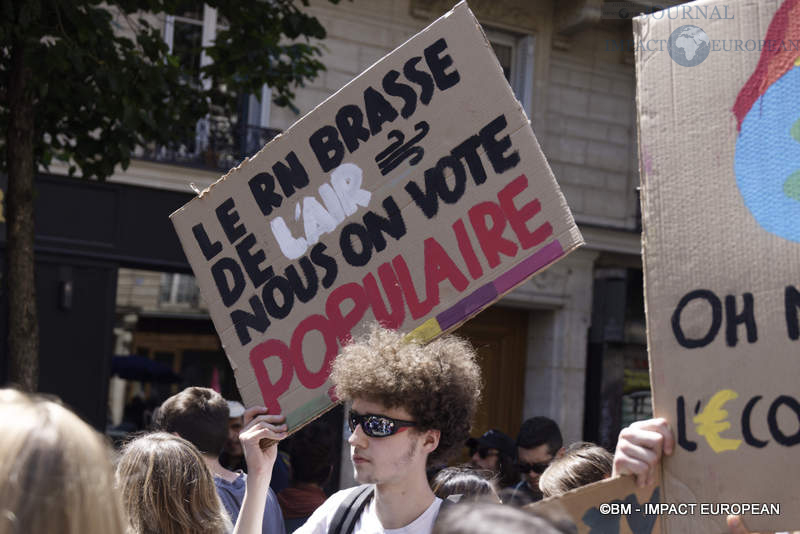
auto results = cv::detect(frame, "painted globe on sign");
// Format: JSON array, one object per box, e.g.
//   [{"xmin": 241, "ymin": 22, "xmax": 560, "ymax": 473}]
[
  {"xmin": 734, "ymin": 66, "xmax": 800, "ymax": 243},
  {"xmin": 667, "ymin": 25, "xmax": 711, "ymax": 67}
]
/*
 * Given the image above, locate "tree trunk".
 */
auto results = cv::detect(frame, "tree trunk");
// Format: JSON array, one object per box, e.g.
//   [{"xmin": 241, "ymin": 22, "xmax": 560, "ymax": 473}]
[{"xmin": 6, "ymin": 38, "xmax": 39, "ymax": 392}]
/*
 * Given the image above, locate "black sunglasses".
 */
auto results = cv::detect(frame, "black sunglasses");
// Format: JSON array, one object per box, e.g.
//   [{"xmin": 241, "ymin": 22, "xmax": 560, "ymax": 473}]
[
  {"xmin": 517, "ymin": 461, "xmax": 550, "ymax": 474},
  {"xmin": 348, "ymin": 411, "xmax": 416, "ymax": 438}
]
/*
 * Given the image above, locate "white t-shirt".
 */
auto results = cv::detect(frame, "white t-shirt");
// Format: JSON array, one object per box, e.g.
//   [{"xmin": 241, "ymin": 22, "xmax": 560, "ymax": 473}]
[{"xmin": 295, "ymin": 486, "xmax": 443, "ymax": 534}]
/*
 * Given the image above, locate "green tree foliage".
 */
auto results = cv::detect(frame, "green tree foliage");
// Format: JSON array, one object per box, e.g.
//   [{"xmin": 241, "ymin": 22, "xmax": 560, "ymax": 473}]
[{"xmin": 0, "ymin": 0, "xmax": 340, "ymax": 390}]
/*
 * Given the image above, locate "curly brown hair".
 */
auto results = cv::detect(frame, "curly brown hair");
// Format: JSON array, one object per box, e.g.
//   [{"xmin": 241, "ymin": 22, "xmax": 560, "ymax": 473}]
[{"xmin": 330, "ymin": 325, "xmax": 481, "ymax": 464}]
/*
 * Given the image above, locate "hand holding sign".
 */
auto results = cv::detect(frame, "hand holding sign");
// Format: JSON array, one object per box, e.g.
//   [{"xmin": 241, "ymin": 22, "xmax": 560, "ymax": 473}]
[
  {"xmin": 241, "ymin": 406, "xmax": 287, "ymax": 454},
  {"xmin": 234, "ymin": 409, "xmax": 287, "ymax": 534},
  {"xmin": 612, "ymin": 418, "xmax": 674, "ymax": 489}
]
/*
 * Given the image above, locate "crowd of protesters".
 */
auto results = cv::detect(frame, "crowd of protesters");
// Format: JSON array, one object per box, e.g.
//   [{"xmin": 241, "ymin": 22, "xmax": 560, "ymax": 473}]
[{"xmin": 0, "ymin": 325, "xmax": 773, "ymax": 534}]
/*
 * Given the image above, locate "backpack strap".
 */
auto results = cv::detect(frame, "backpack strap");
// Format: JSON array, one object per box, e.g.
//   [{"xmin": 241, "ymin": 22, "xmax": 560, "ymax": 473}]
[{"xmin": 328, "ymin": 485, "xmax": 375, "ymax": 534}]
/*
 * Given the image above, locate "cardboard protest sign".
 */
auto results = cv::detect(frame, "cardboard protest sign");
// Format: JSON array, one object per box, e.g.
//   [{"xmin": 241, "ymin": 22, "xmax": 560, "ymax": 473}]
[
  {"xmin": 636, "ymin": 0, "xmax": 800, "ymax": 531},
  {"xmin": 170, "ymin": 1, "xmax": 582, "ymax": 431},
  {"xmin": 527, "ymin": 475, "xmax": 663, "ymax": 534}
]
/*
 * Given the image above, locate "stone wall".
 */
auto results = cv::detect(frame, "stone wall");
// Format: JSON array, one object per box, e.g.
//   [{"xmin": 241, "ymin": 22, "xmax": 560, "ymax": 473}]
[{"xmin": 542, "ymin": 28, "xmax": 639, "ymax": 230}]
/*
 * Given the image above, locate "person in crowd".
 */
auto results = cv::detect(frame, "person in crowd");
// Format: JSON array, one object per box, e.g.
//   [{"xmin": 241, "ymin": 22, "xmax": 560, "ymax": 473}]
[
  {"xmin": 431, "ymin": 466, "xmax": 500, "ymax": 503},
  {"xmin": 221, "ymin": 400, "xmax": 247, "ymax": 471},
  {"xmin": 110, "ymin": 394, "xmax": 147, "ymax": 434},
  {"xmin": 220, "ymin": 398, "xmax": 291, "ymax": 492},
  {"xmin": 432, "ymin": 502, "xmax": 574, "ymax": 534},
  {"xmin": 467, "ymin": 428, "xmax": 519, "ymax": 488},
  {"xmin": 152, "ymin": 387, "xmax": 287, "ymax": 534},
  {"xmin": 117, "ymin": 423, "xmax": 283, "ymax": 534},
  {"xmin": 0, "ymin": 388, "xmax": 126, "ymax": 534},
  {"xmin": 507, "ymin": 416, "xmax": 565, "ymax": 506},
  {"xmin": 538, "ymin": 443, "xmax": 612, "ymax": 498},
  {"xmin": 117, "ymin": 433, "xmax": 233, "ymax": 534},
  {"xmin": 278, "ymin": 421, "xmax": 336, "ymax": 532},
  {"xmin": 296, "ymin": 325, "xmax": 482, "ymax": 534}
]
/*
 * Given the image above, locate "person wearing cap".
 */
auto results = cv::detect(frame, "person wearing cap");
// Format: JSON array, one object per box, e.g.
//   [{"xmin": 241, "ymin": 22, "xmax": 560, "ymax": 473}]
[
  {"xmin": 221, "ymin": 400, "xmax": 247, "ymax": 472},
  {"xmin": 222, "ymin": 399, "xmax": 291, "ymax": 493},
  {"xmin": 467, "ymin": 429, "xmax": 519, "ymax": 489}
]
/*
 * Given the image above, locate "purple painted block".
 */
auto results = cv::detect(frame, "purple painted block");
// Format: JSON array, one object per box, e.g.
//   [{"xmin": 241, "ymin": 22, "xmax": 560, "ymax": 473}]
[
  {"xmin": 493, "ymin": 240, "xmax": 564, "ymax": 295},
  {"xmin": 436, "ymin": 283, "xmax": 498, "ymax": 331}
]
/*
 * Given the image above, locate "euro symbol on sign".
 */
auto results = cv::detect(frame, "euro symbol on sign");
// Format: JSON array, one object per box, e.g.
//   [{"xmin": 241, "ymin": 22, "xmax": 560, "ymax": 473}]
[{"xmin": 693, "ymin": 389, "xmax": 743, "ymax": 453}]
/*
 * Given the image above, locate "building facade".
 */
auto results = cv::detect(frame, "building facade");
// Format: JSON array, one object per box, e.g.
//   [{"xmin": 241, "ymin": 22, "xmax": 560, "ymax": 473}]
[{"xmin": 107, "ymin": 0, "xmax": 678, "ymax": 485}]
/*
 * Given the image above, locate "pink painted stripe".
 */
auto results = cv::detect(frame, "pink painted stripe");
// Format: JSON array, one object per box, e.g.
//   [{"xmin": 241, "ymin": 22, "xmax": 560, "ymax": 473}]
[
  {"xmin": 436, "ymin": 283, "xmax": 498, "ymax": 331},
  {"xmin": 493, "ymin": 240, "xmax": 564, "ymax": 295},
  {"xmin": 433, "ymin": 239, "xmax": 565, "ymax": 333}
]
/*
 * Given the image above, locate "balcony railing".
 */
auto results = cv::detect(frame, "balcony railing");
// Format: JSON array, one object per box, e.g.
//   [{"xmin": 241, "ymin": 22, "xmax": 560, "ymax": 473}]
[{"xmin": 135, "ymin": 117, "xmax": 281, "ymax": 172}]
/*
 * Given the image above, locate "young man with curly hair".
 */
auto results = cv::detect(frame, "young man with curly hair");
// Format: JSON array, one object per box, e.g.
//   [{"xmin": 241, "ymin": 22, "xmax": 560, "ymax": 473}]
[{"xmin": 296, "ymin": 326, "xmax": 482, "ymax": 534}]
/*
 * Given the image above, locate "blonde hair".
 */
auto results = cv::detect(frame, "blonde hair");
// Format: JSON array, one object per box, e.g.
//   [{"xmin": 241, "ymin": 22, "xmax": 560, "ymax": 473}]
[
  {"xmin": 116, "ymin": 432, "xmax": 231, "ymax": 534},
  {"xmin": 0, "ymin": 388, "xmax": 125, "ymax": 534},
  {"xmin": 331, "ymin": 325, "xmax": 482, "ymax": 463}
]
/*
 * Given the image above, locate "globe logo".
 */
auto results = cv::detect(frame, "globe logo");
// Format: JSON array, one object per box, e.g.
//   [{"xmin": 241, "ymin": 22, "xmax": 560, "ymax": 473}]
[
  {"xmin": 734, "ymin": 67, "xmax": 800, "ymax": 243},
  {"xmin": 667, "ymin": 25, "xmax": 711, "ymax": 67}
]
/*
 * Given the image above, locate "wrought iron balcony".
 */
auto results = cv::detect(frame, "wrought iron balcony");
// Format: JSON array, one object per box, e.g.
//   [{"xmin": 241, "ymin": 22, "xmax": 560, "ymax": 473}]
[{"xmin": 135, "ymin": 116, "xmax": 281, "ymax": 172}]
